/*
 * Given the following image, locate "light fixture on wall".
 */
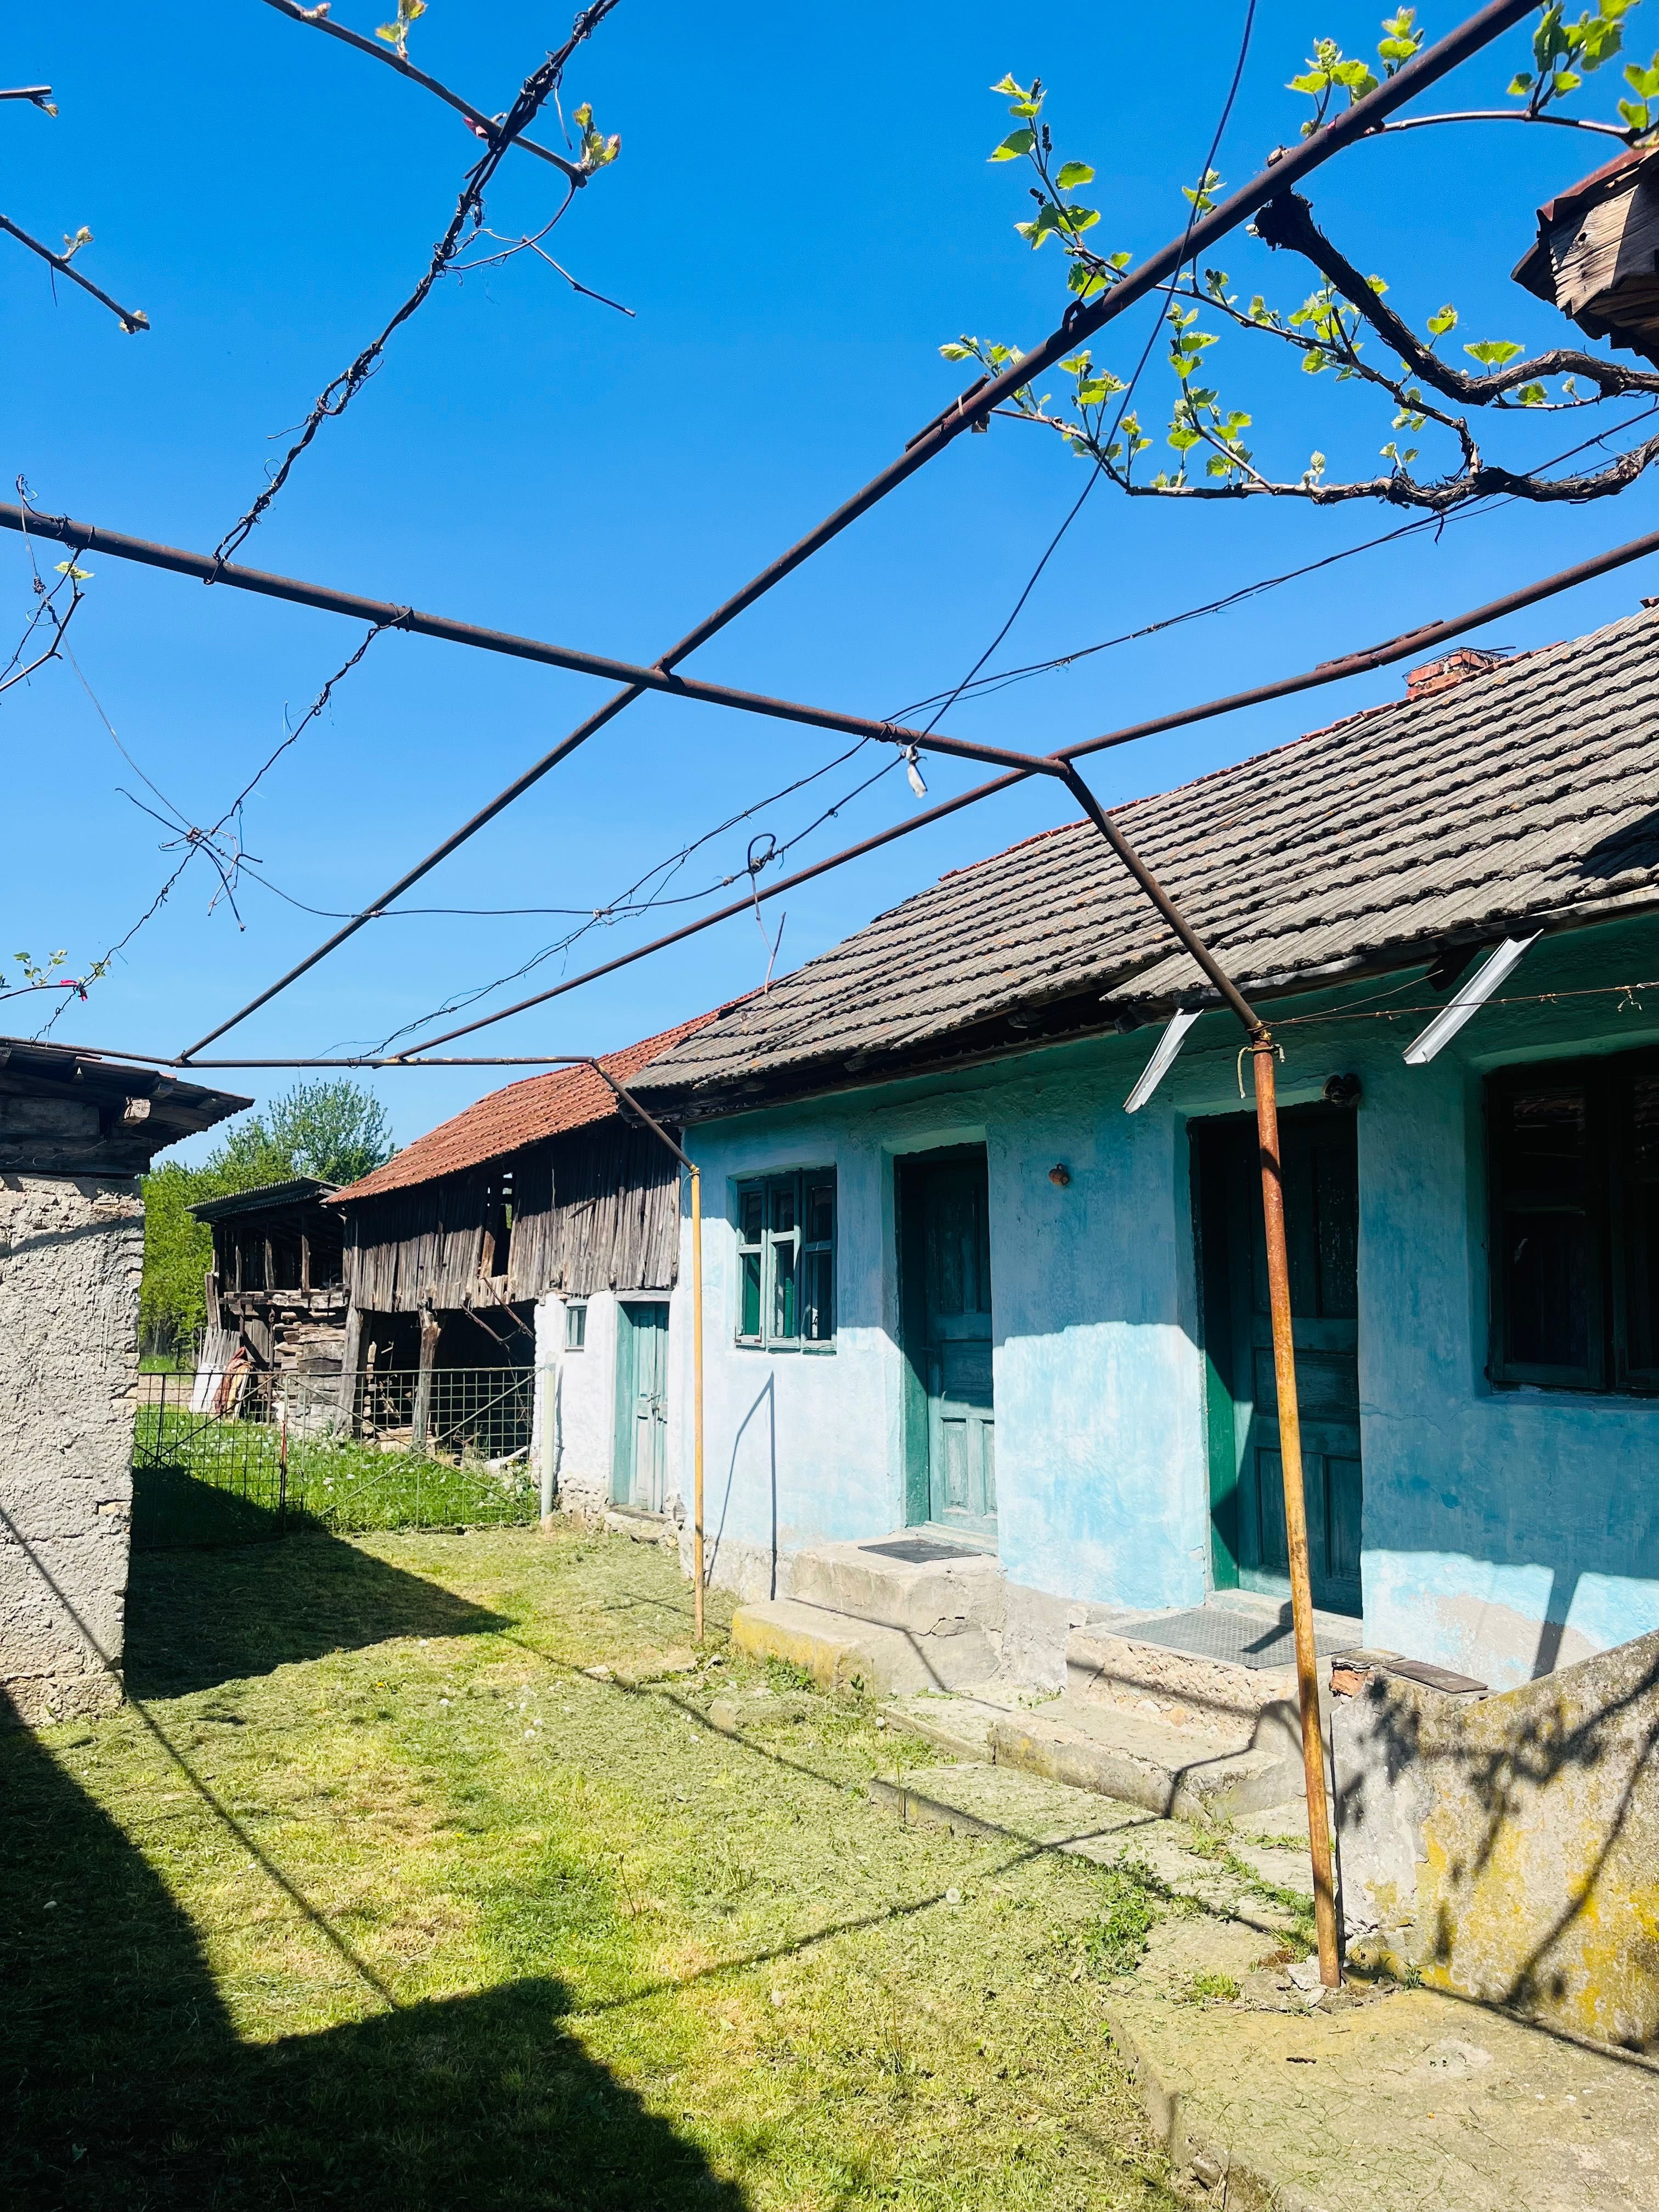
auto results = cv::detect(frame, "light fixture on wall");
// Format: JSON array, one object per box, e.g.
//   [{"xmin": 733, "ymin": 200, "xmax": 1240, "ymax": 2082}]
[
  {"xmin": 1048, "ymin": 1164, "xmax": 1072, "ymax": 1187},
  {"xmin": 1323, "ymin": 1073, "xmax": 1362, "ymax": 1108}
]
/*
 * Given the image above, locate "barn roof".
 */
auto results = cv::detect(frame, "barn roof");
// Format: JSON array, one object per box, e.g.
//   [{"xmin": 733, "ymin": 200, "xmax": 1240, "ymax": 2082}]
[
  {"xmin": 329, "ymin": 1013, "xmax": 721, "ymax": 1206},
  {"xmin": 633, "ymin": 607, "xmax": 1659, "ymax": 1108}
]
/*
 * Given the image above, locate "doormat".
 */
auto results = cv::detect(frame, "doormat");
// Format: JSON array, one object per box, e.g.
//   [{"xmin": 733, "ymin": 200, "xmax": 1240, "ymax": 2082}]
[
  {"xmin": 861, "ymin": 1538, "xmax": 981, "ymax": 1566},
  {"xmin": 1120, "ymin": 1605, "xmax": 1362, "ymax": 1671}
]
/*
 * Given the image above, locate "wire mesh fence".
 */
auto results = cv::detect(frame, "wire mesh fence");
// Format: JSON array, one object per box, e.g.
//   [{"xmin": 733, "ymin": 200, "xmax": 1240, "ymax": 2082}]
[{"xmin": 132, "ymin": 1365, "xmax": 539, "ymax": 1549}]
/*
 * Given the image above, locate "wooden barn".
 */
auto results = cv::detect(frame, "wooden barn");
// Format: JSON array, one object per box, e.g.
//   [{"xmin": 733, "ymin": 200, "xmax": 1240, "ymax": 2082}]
[
  {"xmin": 327, "ymin": 1014, "xmax": 715, "ymax": 1491},
  {"xmin": 190, "ymin": 1178, "xmax": 347, "ymax": 1393}
]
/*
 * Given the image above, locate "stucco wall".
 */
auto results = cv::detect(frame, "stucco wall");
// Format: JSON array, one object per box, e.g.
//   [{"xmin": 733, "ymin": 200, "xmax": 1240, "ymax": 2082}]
[
  {"xmin": 1332, "ymin": 1632, "xmax": 1659, "ymax": 2051},
  {"xmin": 680, "ymin": 1049, "xmax": 1210, "ymax": 1613},
  {"xmin": 535, "ymin": 1272, "xmax": 690, "ymax": 1530},
  {"xmin": 0, "ymin": 1173, "xmax": 143, "ymax": 1725},
  {"xmin": 667, "ymin": 914, "xmax": 1659, "ymax": 1689}
]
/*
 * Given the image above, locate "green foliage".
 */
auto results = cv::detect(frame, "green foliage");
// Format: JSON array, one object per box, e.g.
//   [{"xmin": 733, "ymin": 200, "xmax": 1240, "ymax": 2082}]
[
  {"xmin": 138, "ymin": 1163, "xmax": 215, "ymax": 1356},
  {"xmin": 375, "ymin": 0, "xmax": 425, "ymax": 60},
  {"xmin": 1508, "ymin": 0, "xmax": 1632, "ymax": 111},
  {"xmin": 1078, "ymin": 1859, "xmax": 1166, "ymax": 1977},
  {"xmin": 1182, "ymin": 1970, "xmax": 1241, "ymax": 2002},
  {"xmin": 1287, "ymin": 10, "xmax": 1425, "ymax": 136},
  {"xmin": 1620, "ymin": 44, "xmax": 1659, "ymax": 125},
  {"xmin": 572, "ymin": 100, "xmax": 620, "ymax": 170},
  {"xmin": 204, "ymin": 1076, "xmax": 395, "ymax": 1191},
  {"xmin": 139, "ymin": 1079, "xmax": 393, "ymax": 1356}
]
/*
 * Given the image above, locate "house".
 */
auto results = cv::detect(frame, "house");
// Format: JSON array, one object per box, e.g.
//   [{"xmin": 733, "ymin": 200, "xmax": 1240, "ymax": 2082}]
[
  {"xmin": 189, "ymin": 1177, "xmax": 347, "ymax": 1390},
  {"xmin": 627, "ymin": 608, "xmax": 1659, "ymax": 2044},
  {"xmin": 327, "ymin": 1015, "xmax": 715, "ymax": 1496},
  {"xmin": 0, "ymin": 1039, "xmax": 247, "ymax": 1724},
  {"xmin": 630, "ymin": 605, "xmax": 1659, "ymax": 1699}
]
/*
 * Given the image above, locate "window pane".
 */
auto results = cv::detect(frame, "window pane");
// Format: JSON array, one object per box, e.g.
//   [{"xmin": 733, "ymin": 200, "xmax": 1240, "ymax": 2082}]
[
  {"xmin": 772, "ymin": 1237, "xmax": 798, "ymax": 1341},
  {"xmin": 741, "ymin": 1249, "xmax": 761, "ymax": 1339},
  {"xmin": 565, "ymin": 1302, "xmax": 586, "ymax": 1350},
  {"xmin": 806, "ymin": 1180, "xmax": 835, "ymax": 1245},
  {"xmin": 770, "ymin": 1180, "xmax": 797, "ymax": 1238},
  {"xmin": 1499, "ymin": 1085, "xmax": 1587, "ymax": 1201},
  {"xmin": 741, "ymin": 1189, "xmax": 764, "ymax": 1244},
  {"xmin": 803, "ymin": 1246, "xmax": 834, "ymax": 1341},
  {"xmin": 1504, "ymin": 1211, "xmax": 1592, "ymax": 1369}
]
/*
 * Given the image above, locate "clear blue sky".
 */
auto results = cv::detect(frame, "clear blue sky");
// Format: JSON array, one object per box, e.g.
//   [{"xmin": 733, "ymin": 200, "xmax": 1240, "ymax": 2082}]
[{"xmin": 6, "ymin": 0, "xmax": 1657, "ymax": 1154}]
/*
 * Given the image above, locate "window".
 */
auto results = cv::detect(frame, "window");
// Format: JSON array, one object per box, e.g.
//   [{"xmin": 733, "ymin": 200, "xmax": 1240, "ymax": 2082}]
[
  {"xmin": 1488, "ymin": 1048, "xmax": 1659, "ymax": 1393},
  {"xmin": 735, "ymin": 1171, "xmax": 836, "ymax": 1348},
  {"xmin": 565, "ymin": 1301, "xmax": 588, "ymax": 1351}
]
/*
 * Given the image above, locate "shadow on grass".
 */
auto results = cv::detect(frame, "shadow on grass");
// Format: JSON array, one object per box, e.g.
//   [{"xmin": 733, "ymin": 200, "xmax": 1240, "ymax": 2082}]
[
  {"xmin": 0, "ymin": 1688, "xmax": 747, "ymax": 2211},
  {"xmin": 125, "ymin": 1527, "xmax": 509, "ymax": 1701}
]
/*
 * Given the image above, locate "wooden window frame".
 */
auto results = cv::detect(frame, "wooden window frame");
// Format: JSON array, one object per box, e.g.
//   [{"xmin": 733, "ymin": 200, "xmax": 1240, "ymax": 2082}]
[
  {"xmin": 733, "ymin": 1170, "xmax": 836, "ymax": 1351},
  {"xmin": 1487, "ymin": 1046, "xmax": 1659, "ymax": 1396}
]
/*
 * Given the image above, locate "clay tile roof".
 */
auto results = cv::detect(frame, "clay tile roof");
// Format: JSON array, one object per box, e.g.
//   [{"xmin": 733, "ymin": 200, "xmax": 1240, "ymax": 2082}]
[
  {"xmin": 329, "ymin": 1012, "xmax": 722, "ymax": 1206},
  {"xmin": 633, "ymin": 608, "xmax": 1659, "ymax": 1104}
]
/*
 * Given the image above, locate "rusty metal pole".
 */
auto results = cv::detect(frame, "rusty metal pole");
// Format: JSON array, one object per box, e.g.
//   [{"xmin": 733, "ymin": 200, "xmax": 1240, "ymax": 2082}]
[
  {"xmin": 1059, "ymin": 766, "xmax": 1341, "ymax": 1986},
  {"xmin": 1251, "ymin": 1041, "xmax": 1341, "ymax": 1985},
  {"xmin": 691, "ymin": 1165, "xmax": 706, "ymax": 1645}
]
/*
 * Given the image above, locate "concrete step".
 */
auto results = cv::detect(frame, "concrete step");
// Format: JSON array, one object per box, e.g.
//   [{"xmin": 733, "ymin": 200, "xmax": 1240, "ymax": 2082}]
[
  {"xmin": 884, "ymin": 1690, "xmax": 1020, "ymax": 1762},
  {"xmin": 730, "ymin": 1596, "xmax": 997, "ymax": 1697},
  {"xmin": 988, "ymin": 1691, "xmax": 1304, "ymax": 1824},
  {"xmin": 788, "ymin": 1536, "xmax": 1005, "ymax": 1637},
  {"xmin": 1066, "ymin": 1626, "xmax": 1301, "ymax": 1763}
]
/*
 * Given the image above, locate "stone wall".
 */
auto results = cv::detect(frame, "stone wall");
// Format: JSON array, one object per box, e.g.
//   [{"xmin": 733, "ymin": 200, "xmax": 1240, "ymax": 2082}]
[
  {"xmin": 0, "ymin": 1173, "xmax": 144, "ymax": 1725},
  {"xmin": 1332, "ymin": 1629, "xmax": 1659, "ymax": 2052}
]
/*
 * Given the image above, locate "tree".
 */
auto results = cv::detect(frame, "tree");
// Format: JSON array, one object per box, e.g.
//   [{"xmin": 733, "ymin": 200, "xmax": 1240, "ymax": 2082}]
[
  {"xmin": 947, "ymin": 5, "xmax": 1659, "ymax": 514},
  {"xmin": 203, "ymin": 1077, "xmax": 396, "ymax": 1191},
  {"xmin": 138, "ymin": 1079, "xmax": 394, "ymax": 1359}
]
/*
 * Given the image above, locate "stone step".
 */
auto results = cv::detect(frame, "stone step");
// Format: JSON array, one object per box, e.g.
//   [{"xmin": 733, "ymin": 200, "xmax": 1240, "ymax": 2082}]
[
  {"xmin": 884, "ymin": 1691, "xmax": 1020, "ymax": 1762},
  {"xmin": 988, "ymin": 1691, "xmax": 1305, "ymax": 1824},
  {"xmin": 1066, "ymin": 1626, "xmax": 1301, "ymax": 1761},
  {"xmin": 788, "ymin": 1536, "xmax": 1005, "ymax": 1637},
  {"xmin": 730, "ymin": 1596, "xmax": 997, "ymax": 1697}
]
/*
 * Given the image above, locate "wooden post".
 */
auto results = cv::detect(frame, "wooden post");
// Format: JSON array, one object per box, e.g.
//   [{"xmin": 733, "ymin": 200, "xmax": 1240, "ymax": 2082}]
[
  {"xmin": 411, "ymin": 1304, "xmax": 440, "ymax": 1455},
  {"xmin": 691, "ymin": 1165, "xmax": 706, "ymax": 1644},
  {"xmin": 1252, "ymin": 1040, "xmax": 1341, "ymax": 1987}
]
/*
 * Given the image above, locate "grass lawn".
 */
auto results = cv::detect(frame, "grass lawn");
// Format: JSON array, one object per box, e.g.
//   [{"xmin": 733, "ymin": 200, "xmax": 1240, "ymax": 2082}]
[{"xmin": 2, "ymin": 1522, "xmax": 1185, "ymax": 2211}]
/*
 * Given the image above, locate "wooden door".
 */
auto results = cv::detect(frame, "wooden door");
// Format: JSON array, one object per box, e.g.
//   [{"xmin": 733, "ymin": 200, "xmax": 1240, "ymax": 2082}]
[
  {"xmin": 615, "ymin": 1302, "xmax": 669, "ymax": 1511},
  {"xmin": 1198, "ymin": 1112, "xmax": 1363, "ymax": 1617},
  {"xmin": 905, "ymin": 1155, "xmax": 996, "ymax": 1537}
]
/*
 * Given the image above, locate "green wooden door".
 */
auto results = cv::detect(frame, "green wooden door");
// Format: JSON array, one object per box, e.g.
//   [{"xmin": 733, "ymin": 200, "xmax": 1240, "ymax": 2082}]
[
  {"xmin": 614, "ymin": 1301, "xmax": 668, "ymax": 1511},
  {"xmin": 910, "ymin": 1155, "xmax": 997, "ymax": 1537},
  {"xmin": 1197, "ymin": 1111, "xmax": 1363, "ymax": 1617}
]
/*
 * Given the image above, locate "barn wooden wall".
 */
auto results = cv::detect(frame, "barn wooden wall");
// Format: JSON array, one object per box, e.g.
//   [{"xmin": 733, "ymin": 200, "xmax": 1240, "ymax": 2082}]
[{"xmin": 341, "ymin": 1123, "xmax": 680, "ymax": 1314}]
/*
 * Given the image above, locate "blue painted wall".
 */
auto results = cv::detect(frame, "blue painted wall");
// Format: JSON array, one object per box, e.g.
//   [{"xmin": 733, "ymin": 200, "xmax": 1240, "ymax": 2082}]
[{"xmin": 674, "ymin": 913, "xmax": 1659, "ymax": 1685}]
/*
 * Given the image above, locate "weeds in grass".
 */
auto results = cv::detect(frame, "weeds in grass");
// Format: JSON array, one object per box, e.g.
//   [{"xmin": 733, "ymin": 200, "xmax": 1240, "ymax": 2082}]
[
  {"xmin": 764, "ymin": 1657, "xmax": 817, "ymax": 1695},
  {"xmin": 1181, "ymin": 1971, "xmax": 1241, "ymax": 2005},
  {"xmin": 1181, "ymin": 1824, "xmax": 1317, "ymax": 1955},
  {"xmin": 1072, "ymin": 1858, "xmax": 1176, "ymax": 1979}
]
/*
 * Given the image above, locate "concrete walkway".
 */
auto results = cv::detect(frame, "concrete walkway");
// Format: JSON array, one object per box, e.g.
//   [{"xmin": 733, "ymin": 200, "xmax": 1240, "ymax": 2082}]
[{"xmin": 875, "ymin": 1748, "xmax": 1659, "ymax": 2211}]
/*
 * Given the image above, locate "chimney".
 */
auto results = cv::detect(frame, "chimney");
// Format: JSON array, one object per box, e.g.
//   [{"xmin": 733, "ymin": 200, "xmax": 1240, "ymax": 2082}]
[{"xmin": 1405, "ymin": 646, "xmax": 1508, "ymax": 702}]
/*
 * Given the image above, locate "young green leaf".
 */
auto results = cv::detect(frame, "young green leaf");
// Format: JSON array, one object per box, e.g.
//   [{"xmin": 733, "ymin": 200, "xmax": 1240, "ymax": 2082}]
[
  {"xmin": 1464, "ymin": 337, "xmax": 1523, "ymax": 365},
  {"xmin": 1055, "ymin": 160, "xmax": 1096, "ymax": 189},
  {"xmin": 991, "ymin": 128, "xmax": 1036, "ymax": 160}
]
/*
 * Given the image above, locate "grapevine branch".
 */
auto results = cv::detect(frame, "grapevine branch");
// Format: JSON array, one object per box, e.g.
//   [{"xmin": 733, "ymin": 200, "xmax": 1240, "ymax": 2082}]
[
  {"xmin": 953, "ymin": 12, "xmax": 1659, "ymax": 514},
  {"xmin": 212, "ymin": 0, "xmax": 623, "ymax": 563},
  {"xmin": 0, "ymin": 212, "xmax": 148, "ymax": 333},
  {"xmin": 256, "ymin": 0, "xmax": 589, "ymax": 183}
]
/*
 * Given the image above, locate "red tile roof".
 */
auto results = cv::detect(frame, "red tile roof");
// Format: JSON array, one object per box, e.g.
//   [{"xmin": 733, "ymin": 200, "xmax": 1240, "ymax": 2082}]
[{"xmin": 329, "ymin": 1012, "xmax": 721, "ymax": 1205}]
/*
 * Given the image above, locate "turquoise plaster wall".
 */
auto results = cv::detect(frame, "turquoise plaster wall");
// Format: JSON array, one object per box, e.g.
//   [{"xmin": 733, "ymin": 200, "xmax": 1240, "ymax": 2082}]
[{"xmin": 675, "ymin": 912, "xmax": 1659, "ymax": 1683}]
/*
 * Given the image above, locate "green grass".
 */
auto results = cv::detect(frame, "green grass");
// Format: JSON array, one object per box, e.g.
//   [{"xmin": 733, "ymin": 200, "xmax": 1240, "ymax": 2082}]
[
  {"xmin": 2, "ymin": 1525, "xmax": 1181, "ymax": 2211},
  {"xmin": 132, "ymin": 1408, "xmax": 538, "ymax": 1548}
]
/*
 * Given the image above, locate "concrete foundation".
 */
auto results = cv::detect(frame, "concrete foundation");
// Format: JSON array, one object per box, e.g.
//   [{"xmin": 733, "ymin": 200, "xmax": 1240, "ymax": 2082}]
[
  {"xmin": 1333, "ymin": 1627, "xmax": 1659, "ymax": 2052},
  {"xmin": 0, "ymin": 1174, "xmax": 144, "ymax": 1725}
]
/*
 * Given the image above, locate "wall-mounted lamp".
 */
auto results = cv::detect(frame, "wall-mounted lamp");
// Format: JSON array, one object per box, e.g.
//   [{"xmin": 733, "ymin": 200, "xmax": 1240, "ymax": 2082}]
[
  {"xmin": 1322, "ymin": 1073, "xmax": 1363, "ymax": 1108},
  {"xmin": 1048, "ymin": 1164, "xmax": 1072, "ymax": 1187}
]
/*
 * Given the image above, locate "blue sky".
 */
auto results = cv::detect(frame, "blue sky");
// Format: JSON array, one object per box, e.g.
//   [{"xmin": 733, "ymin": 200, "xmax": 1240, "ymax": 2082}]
[{"xmin": 6, "ymin": 0, "xmax": 1657, "ymax": 1154}]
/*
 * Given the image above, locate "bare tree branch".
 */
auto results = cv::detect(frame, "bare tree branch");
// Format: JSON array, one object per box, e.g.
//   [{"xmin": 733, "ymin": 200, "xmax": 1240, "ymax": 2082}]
[
  {"xmin": 0, "ymin": 213, "xmax": 148, "ymax": 331},
  {"xmin": 1369, "ymin": 106, "xmax": 1633, "ymax": 138},
  {"xmin": 256, "ymin": 0, "xmax": 588, "ymax": 183},
  {"xmin": 1254, "ymin": 190, "xmax": 1659, "ymax": 403},
  {"xmin": 213, "ymin": 0, "xmax": 623, "ymax": 563}
]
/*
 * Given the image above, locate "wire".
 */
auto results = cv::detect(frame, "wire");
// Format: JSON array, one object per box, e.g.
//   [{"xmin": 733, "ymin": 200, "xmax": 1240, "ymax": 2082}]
[{"xmin": 912, "ymin": 0, "xmax": 1262, "ymax": 746}]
